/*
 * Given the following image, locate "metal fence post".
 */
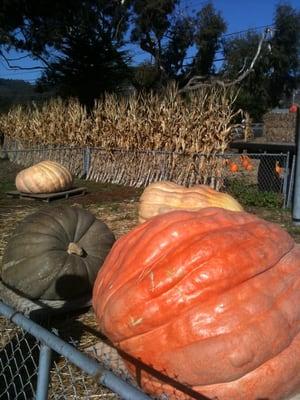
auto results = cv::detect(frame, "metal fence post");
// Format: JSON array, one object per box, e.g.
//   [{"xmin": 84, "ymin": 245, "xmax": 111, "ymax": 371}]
[
  {"xmin": 36, "ymin": 342, "xmax": 52, "ymax": 400},
  {"xmin": 14, "ymin": 140, "xmax": 17, "ymax": 162},
  {"xmin": 292, "ymin": 107, "xmax": 300, "ymax": 224},
  {"xmin": 83, "ymin": 147, "xmax": 91, "ymax": 177},
  {"xmin": 287, "ymin": 155, "xmax": 296, "ymax": 209},
  {"xmin": 282, "ymin": 152, "xmax": 290, "ymax": 208}
]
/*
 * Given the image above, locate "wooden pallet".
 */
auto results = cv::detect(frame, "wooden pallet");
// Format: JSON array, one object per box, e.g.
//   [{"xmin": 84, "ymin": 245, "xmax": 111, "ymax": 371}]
[{"xmin": 6, "ymin": 187, "xmax": 87, "ymax": 202}]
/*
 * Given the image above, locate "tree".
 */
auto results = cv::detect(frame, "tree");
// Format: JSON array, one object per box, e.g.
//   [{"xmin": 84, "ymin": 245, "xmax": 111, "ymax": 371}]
[
  {"xmin": 222, "ymin": 32, "xmax": 271, "ymax": 120},
  {"xmin": 180, "ymin": 3, "xmax": 299, "ymax": 120},
  {"xmin": 191, "ymin": 2, "xmax": 227, "ymax": 77},
  {"xmin": 131, "ymin": 1, "xmax": 226, "ymax": 86},
  {"xmin": 131, "ymin": 0, "xmax": 179, "ymax": 74},
  {"xmin": 269, "ymin": 3, "xmax": 300, "ymax": 106},
  {"xmin": 132, "ymin": 62, "xmax": 161, "ymax": 90},
  {"xmin": 131, "ymin": 0, "xmax": 194, "ymax": 85},
  {"xmin": 0, "ymin": 0, "xmax": 132, "ymax": 106},
  {"xmin": 221, "ymin": 3, "xmax": 300, "ymax": 119},
  {"xmin": 162, "ymin": 16, "xmax": 194, "ymax": 79}
]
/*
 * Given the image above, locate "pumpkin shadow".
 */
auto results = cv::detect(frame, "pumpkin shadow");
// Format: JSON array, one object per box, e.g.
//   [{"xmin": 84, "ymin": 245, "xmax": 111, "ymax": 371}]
[
  {"xmin": 1, "ymin": 275, "xmax": 236, "ymax": 400},
  {"xmin": 52, "ymin": 276, "xmax": 212, "ymax": 399},
  {"xmin": 55, "ymin": 317, "xmax": 213, "ymax": 400},
  {"xmin": 55, "ymin": 274, "xmax": 91, "ymax": 301}
]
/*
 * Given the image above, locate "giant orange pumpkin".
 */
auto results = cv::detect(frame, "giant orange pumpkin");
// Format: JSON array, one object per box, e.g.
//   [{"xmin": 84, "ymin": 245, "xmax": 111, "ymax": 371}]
[{"xmin": 93, "ymin": 208, "xmax": 300, "ymax": 400}]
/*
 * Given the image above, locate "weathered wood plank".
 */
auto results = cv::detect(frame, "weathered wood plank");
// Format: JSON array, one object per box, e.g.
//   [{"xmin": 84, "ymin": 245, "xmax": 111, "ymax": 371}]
[{"xmin": 5, "ymin": 187, "xmax": 87, "ymax": 202}]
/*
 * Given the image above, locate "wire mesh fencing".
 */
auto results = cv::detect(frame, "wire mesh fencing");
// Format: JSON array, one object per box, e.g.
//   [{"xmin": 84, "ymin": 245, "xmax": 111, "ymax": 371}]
[
  {"xmin": 1, "ymin": 138, "xmax": 293, "ymax": 208},
  {"xmin": 222, "ymin": 152, "xmax": 291, "ymax": 208},
  {"xmin": 0, "ymin": 318, "xmax": 39, "ymax": 400},
  {"xmin": 3, "ymin": 302, "xmax": 300, "ymax": 400},
  {"xmin": 0, "ymin": 316, "xmax": 114, "ymax": 400},
  {"xmin": 0, "ymin": 302, "xmax": 151, "ymax": 400},
  {"xmin": 1, "ymin": 301, "xmax": 213, "ymax": 400},
  {"xmin": 225, "ymin": 153, "xmax": 287, "ymax": 191}
]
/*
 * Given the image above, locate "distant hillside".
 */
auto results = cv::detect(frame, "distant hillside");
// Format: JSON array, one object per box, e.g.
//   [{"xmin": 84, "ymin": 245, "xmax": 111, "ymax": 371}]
[{"xmin": 0, "ymin": 79, "xmax": 52, "ymax": 112}]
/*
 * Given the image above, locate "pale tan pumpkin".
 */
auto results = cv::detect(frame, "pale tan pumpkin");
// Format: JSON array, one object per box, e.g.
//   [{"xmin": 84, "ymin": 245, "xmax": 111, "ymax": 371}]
[
  {"xmin": 138, "ymin": 181, "xmax": 243, "ymax": 223},
  {"xmin": 15, "ymin": 160, "xmax": 73, "ymax": 194}
]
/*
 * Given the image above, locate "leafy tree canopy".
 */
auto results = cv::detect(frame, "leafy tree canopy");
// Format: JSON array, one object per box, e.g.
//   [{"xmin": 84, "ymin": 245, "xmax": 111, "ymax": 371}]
[
  {"xmin": 192, "ymin": 2, "xmax": 227, "ymax": 77},
  {"xmin": 0, "ymin": 0, "xmax": 132, "ymax": 106},
  {"xmin": 0, "ymin": 0, "xmax": 299, "ymax": 118},
  {"xmin": 222, "ymin": 3, "xmax": 300, "ymax": 119}
]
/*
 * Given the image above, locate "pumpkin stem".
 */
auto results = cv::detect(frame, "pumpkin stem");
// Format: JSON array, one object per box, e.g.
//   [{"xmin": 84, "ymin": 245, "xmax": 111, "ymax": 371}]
[{"xmin": 67, "ymin": 242, "xmax": 84, "ymax": 256}]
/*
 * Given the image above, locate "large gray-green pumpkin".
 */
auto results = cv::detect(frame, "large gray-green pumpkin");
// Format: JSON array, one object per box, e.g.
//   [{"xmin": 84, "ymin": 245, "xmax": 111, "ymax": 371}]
[{"xmin": 1, "ymin": 206, "xmax": 115, "ymax": 300}]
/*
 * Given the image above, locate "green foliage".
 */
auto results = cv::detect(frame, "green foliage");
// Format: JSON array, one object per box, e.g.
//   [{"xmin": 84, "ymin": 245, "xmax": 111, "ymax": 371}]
[
  {"xmin": 269, "ymin": 4, "xmax": 300, "ymax": 106},
  {"xmin": 131, "ymin": 0, "xmax": 179, "ymax": 47},
  {"xmin": 0, "ymin": 0, "xmax": 132, "ymax": 107},
  {"xmin": 131, "ymin": 0, "xmax": 226, "ymax": 84},
  {"xmin": 192, "ymin": 2, "xmax": 227, "ymax": 76},
  {"xmin": 131, "ymin": 0, "xmax": 187, "ymax": 81},
  {"xmin": 227, "ymin": 179, "xmax": 283, "ymax": 208},
  {"xmin": 223, "ymin": 3, "xmax": 300, "ymax": 120},
  {"xmin": 0, "ymin": 79, "xmax": 52, "ymax": 112},
  {"xmin": 163, "ymin": 17, "xmax": 194, "ymax": 79},
  {"xmin": 0, "ymin": 1, "xmax": 299, "ymax": 108},
  {"xmin": 132, "ymin": 63, "xmax": 161, "ymax": 90}
]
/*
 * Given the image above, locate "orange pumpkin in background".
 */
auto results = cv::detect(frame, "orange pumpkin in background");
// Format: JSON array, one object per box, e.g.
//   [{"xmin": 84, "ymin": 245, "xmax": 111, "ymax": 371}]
[
  {"xmin": 229, "ymin": 161, "xmax": 239, "ymax": 172},
  {"xmin": 138, "ymin": 181, "xmax": 243, "ymax": 223},
  {"xmin": 289, "ymin": 104, "xmax": 298, "ymax": 113},
  {"xmin": 240, "ymin": 155, "xmax": 253, "ymax": 171},
  {"xmin": 93, "ymin": 208, "xmax": 300, "ymax": 400}
]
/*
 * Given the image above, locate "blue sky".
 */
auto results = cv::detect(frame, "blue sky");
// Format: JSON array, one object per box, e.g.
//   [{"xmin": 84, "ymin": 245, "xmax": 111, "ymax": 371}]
[{"xmin": 0, "ymin": 0, "xmax": 299, "ymax": 83}]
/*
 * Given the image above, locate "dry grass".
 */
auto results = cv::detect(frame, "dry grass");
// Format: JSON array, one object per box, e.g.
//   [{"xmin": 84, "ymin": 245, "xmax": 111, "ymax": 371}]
[
  {"xmin": 0, "ymin": 160, "xmax": 139, "ymax": 400},
  {"xmin": 0, "ymin": 85, "xmax": 241, "ymax": 189}
]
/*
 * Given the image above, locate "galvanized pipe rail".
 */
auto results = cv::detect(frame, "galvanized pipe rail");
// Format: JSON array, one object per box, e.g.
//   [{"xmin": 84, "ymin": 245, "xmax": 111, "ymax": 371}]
[
  {"xmin": 293, "ymin": 107, "xmax": 300, "ymax": 225},
  {"xmin": 0, "ymin": 301, "xmax": 151, "ymax": 400}
]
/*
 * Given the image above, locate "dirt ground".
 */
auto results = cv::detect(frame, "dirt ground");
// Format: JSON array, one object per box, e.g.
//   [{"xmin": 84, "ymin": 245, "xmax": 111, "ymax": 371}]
[
  {"xmin": 1, "ymin": 158, "xmax": 300, "ymax": 251},
  {"xmin": 0, "ymin": 159, "xmax": 144, "ymax": 399},
  {"xmin": 0, "ymin": 159, "xmax": 144, "ymax": 260}
]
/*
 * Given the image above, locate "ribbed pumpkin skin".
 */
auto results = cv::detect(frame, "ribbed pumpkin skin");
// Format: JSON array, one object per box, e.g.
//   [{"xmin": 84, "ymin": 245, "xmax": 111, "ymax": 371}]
[
  {"xmin": 138, "ymin": 181, "xmax": 243, "ymax": 223},
  {"xmin": 15, "ymin": 160, "xmax": 73, "ymax": 193},
  {"xmin": 2, "ymin": 206, "xmax": 115, "ymax": 300},
  {"xmin": 93, "ymin": 208, "xmax": 300, "ymax": 400}
]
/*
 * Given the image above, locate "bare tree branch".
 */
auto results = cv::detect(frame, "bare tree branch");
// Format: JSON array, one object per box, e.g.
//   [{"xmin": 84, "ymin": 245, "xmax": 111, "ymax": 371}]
[
  {"xmin": 179, "ymin": 28, "xmax": 272, "ymax": 93},
  {"xmin": 237, "ymin": 57, "xmax": 248, "ymax": 75},
  {"xmin": 19, "ymin": 27, "xmax": 52, "ymax": 68},
  {"xmin": 0, "ymin": 50, "xmax": 46, "ymax": 70},
  {"xmin": 1, "ymin": 53, "xmax": 31, "ymax": 62}
]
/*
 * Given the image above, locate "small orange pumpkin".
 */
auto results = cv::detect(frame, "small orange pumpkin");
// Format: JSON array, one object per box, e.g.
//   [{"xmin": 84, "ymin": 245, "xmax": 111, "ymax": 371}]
[
  {"xmin": 229, "ymin": 162, "xmax": 239, "ymax": 173},
  {"xmin": 240, "ymin": 155, "xmax": 253, "ymax": 170}
]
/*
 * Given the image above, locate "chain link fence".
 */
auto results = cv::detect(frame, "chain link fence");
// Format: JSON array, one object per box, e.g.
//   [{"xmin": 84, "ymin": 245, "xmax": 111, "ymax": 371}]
[
  {"xmin": 0, "ymin": 302, "xmax": 151, "ymax": 400},
  {"xmin": 2, "ymin": 300, "xmax": 300, "ymax": 400},
  {"xmin": 222, "ymin": 152, "xmax": 292, "ymax": 208},
  {"xmin": 1, "ymin": 141, "xmax": 295, "ymax": 208},
  {"xmin": 0, "ymin": 300, "xmax": 216, "ymax": 400},
  {"xmin": 1, "ymin": 140, "xmax": 293, "ymax": 208}
]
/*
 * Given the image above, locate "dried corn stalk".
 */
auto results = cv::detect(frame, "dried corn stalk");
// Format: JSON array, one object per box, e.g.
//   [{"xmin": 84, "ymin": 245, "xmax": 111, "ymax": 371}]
[{"xmin": 0, "ymin": 85, "xmax": 241, "ymax": 189}]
